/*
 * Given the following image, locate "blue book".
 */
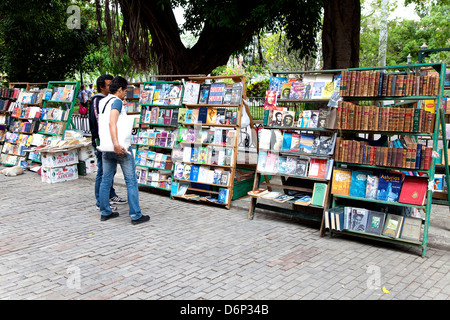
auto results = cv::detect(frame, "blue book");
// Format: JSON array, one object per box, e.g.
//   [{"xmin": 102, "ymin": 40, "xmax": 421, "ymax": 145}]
[
  {"xmin": 277, "ymin": 156, "xmax": 287, "ymax": 174},
  {"xmin": 184, "ymin": 109, "xmax": 193, "ymax": 123},
  {"xmin": 218, "ymin": 188, "xmax": 229, "ymax": 204},
  {"xmin": 171, "ymin": 181, "xmax": 179, "ymax": 195},
  {"xmin": 282, "ymin": 133, "xmax": 292, "ymax": 151},
  {"xmin": 376, "ymin": 172, "xmax": 402, "ymax": 202},
  {"xmin": 349, "ymin": 170, "xmax": 369, "ymax": 198},
  {"xmin": 208, "ymin": 82, "xmax": 225, "ymax": 104},
  {"xmin": 189, "ymin": 165, "xmax": 200, "ymax": 181},
  {"xmin": 198, "ymin": 107, "xmax": 208, "ymax": 123}
]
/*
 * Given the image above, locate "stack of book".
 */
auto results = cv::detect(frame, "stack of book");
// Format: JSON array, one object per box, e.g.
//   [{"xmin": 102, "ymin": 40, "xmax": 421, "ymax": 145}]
[
  {"xmin": 331, "ymin": 168, "xmax": 428, "ymax": 206},
  {"xmin": 326, "ymin": 206, "xmax": 423, "ymax": 242}
]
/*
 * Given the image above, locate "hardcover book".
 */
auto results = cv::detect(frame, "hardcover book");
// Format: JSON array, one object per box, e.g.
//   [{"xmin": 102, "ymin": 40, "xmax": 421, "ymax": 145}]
[
  {"xmin": 398, "ymin": 176, "xmax": 427, "ymax": 206},
  {"xmin": 365, "ymin": 211, "xmax": 386, "ymax": 235},
  {"xmin": 348, "ymin": 170, "xmax": 369, "ymax": 198},
  {"xmin": 331, "ymin": 169, "xmax": 352, "ymax": 196},
  {"xmin": 377, "ymin": 172, "xmax": 402, "ymax": 202},
  {"xmin": 400, "ymin": 216, "xmax": 422, "ymax": 241},
  {"xmin": 311, "ymin": 183, "xmax": 328, "ymax": 207},
  {"xmin": 350, "ymin": 208, "xmax": 370, "ymax": 232},
  {"xmin": 382, "ymin": 214, "xmax": 404, "ymax": 238}
]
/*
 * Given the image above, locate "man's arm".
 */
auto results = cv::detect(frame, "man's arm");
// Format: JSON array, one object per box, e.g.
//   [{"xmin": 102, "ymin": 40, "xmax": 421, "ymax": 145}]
[{"xmin": 109, "ymin": 109, "xmax": 127, "ymax": 155}]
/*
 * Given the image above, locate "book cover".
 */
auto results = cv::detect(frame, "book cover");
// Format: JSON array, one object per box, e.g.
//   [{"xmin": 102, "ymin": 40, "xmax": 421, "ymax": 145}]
[
  {"xmin": 281, "ymin": 132, "xmax": 292, "ymax": 151},
  {"xmin": 300, "ymin": 110, "xmax": 311, "ymax": 128},
  {"xmin": 295, "ymin": 159, "xmax": 308, "ymax": 177},
  {"xmin": 216, "ymin": 108, "xmax": 225, "ymax": 124},
  {"xmin": 350, "ymin": 208, "xmax": 370, "ymax": 232},
  {"xmin": 271, "ymin": 107, "xmax": 284, "ymax": 126},
  {"xmin": 282, "ymin": 110, "xmax": 295, "ymax": 127},
  {"xmin": 299, "ymin": 133, "xmax": 314, "ymax": 153},
  {"xmin": 208, "ymin": 82, "xmax": 225, "ymax": 104},
  {"xmin": 382, "ymin": 214, "xmax": 404, "ymax": 238},
  {"xmin": 178, "ymin": 108, "xmax": 188, "ymax": 124},
  {"xmin": 365, "ymin": 174, "xmax": 379, "ymax": 200},
  {"xmin": 182, "ymin": 82, "xmax": 200, "ymax": 104},
  {"xmin": 198, "ymin": 84, "xmax": 211, "ymax": 104},
  {"xmin": 184, "ymin": 109, "xmax": 193, "ymax": 123},
  {"xmin": 290, "ymin": 133, "xmax": 301, "ymax": 152},
  {"xmin": 311, "ymin": 81, "xmax": 326, "ymax": 99},
  {"xmin": 308, "ymin": 158, "xmax": 327, "ymax": 179},
  {"xmin": 273, "ymin": 194, "xmax": 295, "ymax": 203},
  {"xmin": 285, "ymin": 156, "xmax": 297, "ymax": 175},
  {"xmin": 218, "ymin": 188, "xmax": 229, "ymax": 204},
  {"xmin": 365, "ymin": 211, "xmax": 386, "ymax": 235},
  {"xmin": 308, "ymin": 110, "xmax": 319, "ymax": 128},
  {"xmin": 257, "ymin": 151, "xmax": 267, "ymax": 172},
  {"xmin": 189, "ymin": 165, "xmax": 200, "ymax": 181},
  {"xmin": 289, "ymin": 81, "xmax": 305, "ymax": 99},
  {"xmin": 377, "ymin": 172, "xmax": 402, "ymax": 202},
  {"xmin": 277, "ymin": 156, "xmax": 287, "ymax": 174},
  {"xmin": 311, "ymin": 183, "xmax": 328, "ymax": 207},
  {"xmin": 264, "ymin": 152, "xmax": 278, "ymax": 173},
  {"xmin": 398, "ymin": 176, "xmax": 427, "ymax": 206},
  {"xmin": 270, "ymin": 129, "xmax": 283, "ymax": 151},
  {"xmin": 222, "ymin": 84, "xmax": 233, "ymax": 105},
  {"xmin": 268, "ymin": 76, "xmax": 287, "ymax": 97},
  {"xmin": 318, "ymin": 135, "xmax": 332, "ymax": 155},
  {"xmin": 198, "ymin": 107, "xmax": 208, "ymax": 124},
  {"xmin": 400, "ymin": 216, "xmax": 422, "ymax": 242},
  {"xmin": 331, "ymin": 169, "xmax": 352, "ymax": 196},
  {"xmin": 206, "ymin": 108, "xmax": 217, "ymax": 125},
  {"xmin": 280, "ymin": 82, "xmax": 292, "ymax": 99},
  {"xmin": 182, "ymin": 164, "xmax": 192, "ymax": 180},
  {"xmin": 348, "ymin": 170, "xmax": 369, "ymax": 198},
  {"xmin": 230, "ymin": 82, "xmax": 243, "ymax": 105},
  {"xmin": 264, "ymin": 90, "xmax": 278, "ymax": 110}
]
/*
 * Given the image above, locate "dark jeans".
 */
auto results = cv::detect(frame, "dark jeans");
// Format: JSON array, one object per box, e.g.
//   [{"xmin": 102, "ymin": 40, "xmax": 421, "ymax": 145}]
[{"xmin": 95, "ymin": 147, "xmax": 117, "ymax": 207}]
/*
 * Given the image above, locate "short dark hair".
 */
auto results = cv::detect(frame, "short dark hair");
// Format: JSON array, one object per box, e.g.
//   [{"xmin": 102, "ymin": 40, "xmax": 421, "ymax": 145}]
[
  {"xmin": 96, "ymin": 74, "xmax": 114, "ymax": 91},
  {"xmin": 109, "ymin": 76, "xmax": 128, "ymax": 94}
]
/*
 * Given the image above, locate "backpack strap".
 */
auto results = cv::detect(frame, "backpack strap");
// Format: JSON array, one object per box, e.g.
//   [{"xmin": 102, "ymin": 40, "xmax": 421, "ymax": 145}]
[{"xmin": 101, "ymin": 97, "xmax": 117, "ymax": 114}]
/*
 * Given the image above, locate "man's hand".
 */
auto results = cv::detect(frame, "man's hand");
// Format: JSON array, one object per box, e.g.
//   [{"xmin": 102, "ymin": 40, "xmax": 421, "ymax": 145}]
[{"xmin": 114, "ymin": 144, "xmax": 127, "ymax": 155}]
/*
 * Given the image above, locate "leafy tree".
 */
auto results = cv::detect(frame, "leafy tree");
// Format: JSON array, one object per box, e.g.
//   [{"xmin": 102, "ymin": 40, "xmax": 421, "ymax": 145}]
[{"xmin": 0, "ymin": 0, "xmax": 100, "ymax": 82}]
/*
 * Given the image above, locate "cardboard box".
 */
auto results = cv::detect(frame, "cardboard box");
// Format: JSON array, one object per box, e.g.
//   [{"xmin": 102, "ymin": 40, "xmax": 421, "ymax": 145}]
[
  {"xmin": 77, "ymin": 157, "xmax": 97, "ymax": 176},
  {"xmin": 41, "ymin": 164, "xmax": 78, "ymax": 184},
  {"xmin": 41, "ymin": 150, "xmax": 78, "ymax": 168}
]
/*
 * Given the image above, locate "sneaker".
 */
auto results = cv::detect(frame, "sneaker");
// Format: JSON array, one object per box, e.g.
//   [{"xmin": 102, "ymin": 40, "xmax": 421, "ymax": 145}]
[
  {"xmin": 110, "ymin": 196, "xmax": 127, "ymax": 205},
  {"xmin": 100, "ymin": 211, "xmax": 120, "ymax": 221},
  {"xmin": 96, "ymin": 205, "xmax": 118, "ymax": 211},
  {"xmin": 131, "ymin": 215, "xmax": 150, "ymax": 225}
]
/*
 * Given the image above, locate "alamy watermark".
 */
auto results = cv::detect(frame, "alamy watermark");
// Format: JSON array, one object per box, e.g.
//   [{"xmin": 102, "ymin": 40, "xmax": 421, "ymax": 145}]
[
  {"xmin": 67, "ymin": 5, "xmax": 81, "ymax": 29},
  {"xmin": 66, "ymin": 265, "xmax": 81, "ymax": 289}
]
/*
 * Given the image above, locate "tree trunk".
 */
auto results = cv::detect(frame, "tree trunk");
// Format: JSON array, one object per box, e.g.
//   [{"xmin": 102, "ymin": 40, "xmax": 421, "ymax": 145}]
[{"xmin": 322, "ymin": 0, "xmax": 360, "ymax": 69}]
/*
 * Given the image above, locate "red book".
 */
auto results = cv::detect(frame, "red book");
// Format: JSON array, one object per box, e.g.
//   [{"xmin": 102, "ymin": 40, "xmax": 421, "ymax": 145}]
[{"xmin": 399, "ymin": 176, "xmax": 428, "ymax": 205}]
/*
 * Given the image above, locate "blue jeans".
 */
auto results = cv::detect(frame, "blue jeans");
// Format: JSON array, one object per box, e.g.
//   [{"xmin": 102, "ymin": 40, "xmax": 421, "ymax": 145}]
[
  {"xmin": 95, "ymin": 148, "xmax": 118, "ymax": 207},
  {"xmin": 99, "ymin": 148, "xmax": 142, "ymax": 220}
]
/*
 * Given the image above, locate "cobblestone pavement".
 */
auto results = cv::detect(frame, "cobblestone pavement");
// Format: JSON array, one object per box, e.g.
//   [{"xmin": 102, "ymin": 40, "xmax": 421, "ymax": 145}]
[{"xmin": 0, "ymin": 168, "xmax": 449, "ymax": 302}]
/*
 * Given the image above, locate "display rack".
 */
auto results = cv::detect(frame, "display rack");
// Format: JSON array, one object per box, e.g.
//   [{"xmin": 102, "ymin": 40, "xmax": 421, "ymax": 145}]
[
  {"xmin": 134, "ymin": 80, "xmax": 184, "ymax": 193},
  {"xmin": 248, "ymin": 70, "xmax": 341, "ymax": 235},
  {"xmin": 328, "ymin": 62, "xmax": 447, "ymax": 257},
  {"xmin": 170, "ymin": 75, "xmax": 251, "ymax": 209},
  {"xmin": 0, "ymin": 82, "xmax": 48, "ymax": 166}
]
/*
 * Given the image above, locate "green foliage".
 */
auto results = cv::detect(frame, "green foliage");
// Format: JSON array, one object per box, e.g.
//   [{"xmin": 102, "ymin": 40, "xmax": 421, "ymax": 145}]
[
  {"xmin": 0, "ymin": 0, "xmax": 100, "ymax": 82},
  {"xmin": 246, "ymin": 80, "xmax": 269, "ymax": 97}
]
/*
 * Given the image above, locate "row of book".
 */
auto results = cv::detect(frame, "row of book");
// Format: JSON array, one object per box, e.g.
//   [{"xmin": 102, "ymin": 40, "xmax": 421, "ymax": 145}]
[
  {"xmin": 174, "ymin": 163, "xmax": 231, "ymax": 186},
  {"xmin": 11, "ymin": 106, "xmax": 41, "ymax": 119},
  {"xmin": 182, "ymin": 82, "xmax": 243, "ymax": 106},
  {"xmin": 340, "ymin": 70, "xmax": 440, "ymax": 97},
  {"xmin": 336, "ymin": 101, "xmax": 435, "ymax": 133},
  {"xmin": 38, "ymin": 121, "xmax": 65, "ymax": 135},
  {"xmin": 133, "ymin": 83, "xmax": 183, "ymax": 106},
  {"xmin": 9, "ymin": 120, "xmax": 36, "ymax": 134},
  {"xmin": 41, "ymin": 107, "xmax": 70, "ymax": 122},
  {"xmin": 171, "ymin": 182, "xmax": 230, "ymax": 205},
  {"xmin": 4, "ymin": 132, "xmax": 33, "ymax": 145},
  {"xmin": 334, "ymin": 137, "xmax": 433, "ymax": 170},
  {"xmin": 136, "ymin": 168, "xmax": 172, "ymax": 190},
  {"xmin": 16, "ymin": 90, "xmax": 46, "ymax": 105},
  {"xmin": 46, "ymin": 85, "xmax": 75, "ymax": 102},
  {"xmin": 125, "ymin": 101, "xmax": 142, "ymax": 113},
  {"xmin": 257, "ymin": 150, "xmax": 334, "ymax": 180},
  {"xmin": 331, "ymin": 168, "xmax": 428, "ymax": 206},
  {"xmin": 259, "ymin": 128, "xmax": 336, "ymax": 155},
  {"xmin": 0, "ymin": 153, "xmax": 22, "ymax": 166},
  {"xmin": 136, "ymin": 129, "xmax": 175, "ymax": 148},
  {"xmin": 172, "ymin": 145, "xmax": 234, "ymax": 167},
  {"xmin": 177, "ymin": 127, "xmax": 236, "ymax": 146},
  {"xmin": 2, "ymin": 142, "xmax": 27, "ymax": 157},
  {"xmin": 0, "ymin": 87, "xmax": 20, "ymax": 99},
  {"xmin": 326, "ymin": 206, "xmax": 422, "ymax": 242},
  {"xmin": 0, "ymin": 99, "xmax": 18, "ymax": 112},
  {"xmin": 266, "ymin": 75, "xmax": 337, "ymax": 101},
  {"xmin": 264, "ymin": 108, "xmax": 330, "ymax": 129},
  {"xmin": 248, "ymin": 182, "xmax": 328, "ymax": 207},
  {"xmin": 135, "ymin": 150, "xmax": 173, "ymax": 170}
]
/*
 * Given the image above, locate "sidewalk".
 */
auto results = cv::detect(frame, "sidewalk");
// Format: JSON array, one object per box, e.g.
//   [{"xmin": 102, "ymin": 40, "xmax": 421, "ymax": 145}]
[{"xmin": 0, "ymin": 167, "xmax": 449, "ymax": 301}]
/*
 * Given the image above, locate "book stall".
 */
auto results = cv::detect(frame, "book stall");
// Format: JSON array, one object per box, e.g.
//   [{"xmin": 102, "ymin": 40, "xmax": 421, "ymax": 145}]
[
  {"xmin": 1, "ymin": 61, "xmax": 447, "ymax": 257},
  {"xmin": 246, "ymin": 63, "xmax": 447, "ymax": 257}
]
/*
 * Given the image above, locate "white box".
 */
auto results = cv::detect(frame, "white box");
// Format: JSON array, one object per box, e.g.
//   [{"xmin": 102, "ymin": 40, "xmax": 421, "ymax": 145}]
[
  {"xmin": 41, "ymin": 164, "xmax": 78, "ymax": 183},
  {"xmin": 85, "ymin": 157, "xmax": 98, "ymax": 174},
  {"xmin": 41, "ymin": 150, "xmax": 78, "ymax": 168}
]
